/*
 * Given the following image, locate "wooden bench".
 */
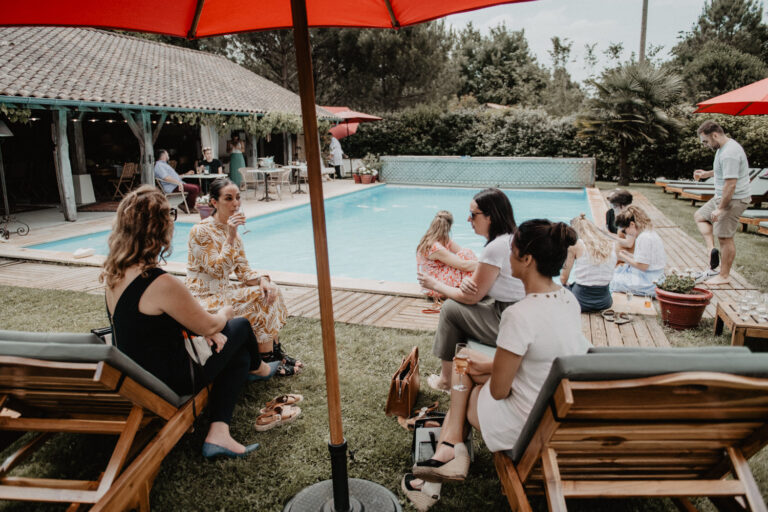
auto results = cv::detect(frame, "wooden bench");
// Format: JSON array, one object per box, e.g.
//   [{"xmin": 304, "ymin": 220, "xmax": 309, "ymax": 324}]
[{"xmin": 714, "ymin": 300, "xmax": 768, "ymax": 348}]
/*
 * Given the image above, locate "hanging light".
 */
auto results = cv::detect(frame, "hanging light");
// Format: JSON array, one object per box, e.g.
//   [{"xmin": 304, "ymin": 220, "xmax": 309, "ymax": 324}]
[
  {"xmin": 106, "ymin": 119, "xmax": 115, "ymax": 123},
  {"xmin": 152, "ymin": 120, "xmax": 157, "ymax": 124},
  {"xmin": 28, "ymin": 117, "xmax": 40, "ymax": 121},
  {"xmin": 88, "ymin": 118, "xmax": 98, "ymax": 123}
]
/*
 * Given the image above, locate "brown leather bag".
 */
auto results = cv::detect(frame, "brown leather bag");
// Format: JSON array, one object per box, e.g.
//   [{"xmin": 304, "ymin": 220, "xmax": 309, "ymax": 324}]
[{"xmin": 385, "ymin": 346, "xmax": 420, "ymax": 417}]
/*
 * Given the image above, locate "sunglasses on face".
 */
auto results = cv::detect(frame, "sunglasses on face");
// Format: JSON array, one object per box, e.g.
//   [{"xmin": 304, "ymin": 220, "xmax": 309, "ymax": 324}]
[{"xmin": 470, "ymin": 210, "xmax": 484, "ymax": 219}]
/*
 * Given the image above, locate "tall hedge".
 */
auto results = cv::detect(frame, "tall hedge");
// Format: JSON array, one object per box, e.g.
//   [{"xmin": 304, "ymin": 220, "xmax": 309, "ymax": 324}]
[{"xmin": 342, "ymin": 105, "xmax": 768, "ymax": 182}]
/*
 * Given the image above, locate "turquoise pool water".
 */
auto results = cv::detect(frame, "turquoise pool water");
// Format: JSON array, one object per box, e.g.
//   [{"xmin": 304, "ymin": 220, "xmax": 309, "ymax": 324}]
[{"xmin": 31, "ymin": 186, "xmax": 592, "ymax": 283}]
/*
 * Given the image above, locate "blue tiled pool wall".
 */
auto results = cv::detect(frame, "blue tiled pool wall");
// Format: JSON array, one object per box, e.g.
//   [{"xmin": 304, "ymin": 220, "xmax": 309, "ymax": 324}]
[{"xmin": 381, "ymin": 156, "xmax": 596, "ymax": 188}]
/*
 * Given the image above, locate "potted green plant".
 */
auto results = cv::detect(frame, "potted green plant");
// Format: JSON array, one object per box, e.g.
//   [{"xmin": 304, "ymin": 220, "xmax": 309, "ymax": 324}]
[
  {"xmin": 352, "ymin": 168, "xmax": 362, "ymax": 184},
  {"xmin": 358, "ymin": 167, "xmax": 374, "ymax": 184},
  {"xmin": 362, "ymin": 153, "xmax": 382, "ymax": 182},
  {"xmin": 196, "ymin": 194, "xmax": 213, "ymax": 220},
  {"xmin": 655, "ymin": 271, "xmax": 713, "ymax": 330}
]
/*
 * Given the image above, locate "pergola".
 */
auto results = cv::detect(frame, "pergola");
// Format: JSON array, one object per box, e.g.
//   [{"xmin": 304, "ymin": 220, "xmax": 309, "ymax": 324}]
[{"xmin": 0, "ymin": 26, "xmax": 334, "ymax": 220}]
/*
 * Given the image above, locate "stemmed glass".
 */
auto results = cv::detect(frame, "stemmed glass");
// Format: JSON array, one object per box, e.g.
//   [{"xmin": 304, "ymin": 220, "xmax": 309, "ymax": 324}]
[
  {"xmin": 625, "ymin": 290, "xmax": 634, "ymax": 308},
  {"xmin": 453, "ymin": 343, "xmax": 469, "ymax": 392},
  {"xmin": 738, "ymin": 297, "xmax": 753, "ymax": 322},
  {"xmin": 238, "ymin": 207, "xmax": 250, "ymax": 235}
]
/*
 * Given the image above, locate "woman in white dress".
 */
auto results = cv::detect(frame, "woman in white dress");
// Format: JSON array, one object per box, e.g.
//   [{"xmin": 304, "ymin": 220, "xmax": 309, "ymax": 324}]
[
  {"xmin": 402, "ymin": 219, "xmax": 589, "ymax": 510},
  {"xmin": 609, "ymin": 206, "xmax": 666, "ymax": 297}
]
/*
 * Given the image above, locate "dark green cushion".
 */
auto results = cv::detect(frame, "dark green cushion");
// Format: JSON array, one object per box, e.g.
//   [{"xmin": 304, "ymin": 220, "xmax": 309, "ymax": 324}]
[
  {"xmin": 588, "ymin": 346, "xmax": 751, "ymax": 354},
  {"xmin": 506, "ymin": 351, "xmax": 768, "ymax": 462},
  {"xmin": 0, "ymin": 339, "xmax": 186, "ymax": 407},
  {"xmin": 0, "ymin": 330, "xmax": 105, "ymax": 345}
]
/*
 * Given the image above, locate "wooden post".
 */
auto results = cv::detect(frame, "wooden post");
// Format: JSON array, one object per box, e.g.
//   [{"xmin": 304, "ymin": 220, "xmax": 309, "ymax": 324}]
[
  {"xmin": 72, "ymin": 113, "xmax": 87, "ymax": 175},
  {"xmin": 291, "ymin": 0, "xmax": 343, "ymax": 447},
  {"xmin": 139, "ymin": 111, "xmax": 154, "ymax": 185},
  {"xmin": 249, "ymin": 134, "xmax": 258, "ymax": 167},
  {"xmin": 51, "ymin": 110, "xmax": 77, "ymax": 221}
]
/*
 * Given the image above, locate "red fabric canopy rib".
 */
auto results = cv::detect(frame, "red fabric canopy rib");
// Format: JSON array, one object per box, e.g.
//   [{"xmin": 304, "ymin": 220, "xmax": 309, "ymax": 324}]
[{"xmin": 695, "ymin": 77, "xmax": 768, "ymax": 116}]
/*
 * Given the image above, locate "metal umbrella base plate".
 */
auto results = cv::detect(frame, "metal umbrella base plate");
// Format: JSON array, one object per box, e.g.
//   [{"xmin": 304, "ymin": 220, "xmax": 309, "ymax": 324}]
[{"xmin": 283, "ymin": 478, "xmax": 401, "ymax": 512}]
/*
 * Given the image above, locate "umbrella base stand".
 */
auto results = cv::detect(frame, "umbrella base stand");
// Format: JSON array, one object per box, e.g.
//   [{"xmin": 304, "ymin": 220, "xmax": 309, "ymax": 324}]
[{"xmin": 284, "ymin": 441, "xmax": 401, "ymax": 512}]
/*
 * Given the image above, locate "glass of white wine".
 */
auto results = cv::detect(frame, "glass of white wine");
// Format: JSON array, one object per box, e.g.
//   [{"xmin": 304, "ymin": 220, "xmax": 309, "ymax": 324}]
[
  {"xmin": 238, "ymin": 207, "xmax": 250, "ymax": 235},
  {"xmin": 453, "ymin": 343, "xmax": 469, "ymax": 392}
]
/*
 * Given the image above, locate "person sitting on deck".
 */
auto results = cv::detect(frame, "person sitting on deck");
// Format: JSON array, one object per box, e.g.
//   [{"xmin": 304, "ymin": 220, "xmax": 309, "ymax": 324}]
[
  {"xmin": 609, "ymin": 206, "xmax": 666, "ymax": 298},
  {"xmin": 102, "ymin": 186, "xmax": 280, "ymax": 460},
  {"xmin": 417, "ymin": 188, "xmax": 524, "ymax": 393},
  {"xmin": 402, "ymin": 220, "xmax": 589, "ymax": 511},
  {"xmin": 560, "ymin": 214, "xmax": 617, "ymax": 312},
  {"xmin": 186, "ymin": 178, "xmax": 303, "ymax": 377},
  {"xmin": 154, "ymin": 149, "xmax": 199, "ymax": 213},
  {"xmin": 605, "ymin": 189, "xmax": 635, "ymax": 252},
  {"xmin": 416, "ymin": 210, "xmax": 478, "ymax": 302}
]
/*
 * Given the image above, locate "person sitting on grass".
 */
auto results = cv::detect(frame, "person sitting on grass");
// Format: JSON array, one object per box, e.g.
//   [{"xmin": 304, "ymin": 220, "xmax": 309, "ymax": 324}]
[
  {"xmin": 102, "ymin": 186, "xmax": 280, "ymax": 460},
  {"xmin": 186, "ymin": 178, "xmax": 303, "ymax": 376},
  {"xmin": 417, "ymin": 188, "xmax": 524, "ymax": 393},
  {"xmin": 402, "ymin": 219, "xmax": 589, "ymax": 511},
  {"xmin": 609, "ymin": 206, "xmax": 666, "ymax": 298},
  {"xmin": 560, "ymin": 214, "xmax": 617, "ymax": 312},
  {"xmin": 416, "ymin": 210, "xmax": 478, "ymax": 303}
]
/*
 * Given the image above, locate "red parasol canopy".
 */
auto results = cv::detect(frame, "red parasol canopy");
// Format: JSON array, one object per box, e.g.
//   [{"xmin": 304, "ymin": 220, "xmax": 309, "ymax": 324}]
[
  {"xmin": 323, "ymin": 106, "xmax": 382, "ymax": 139},
  {"xmin": 695, "ymin": 77, "xmax": 768, "ymax": 116}
]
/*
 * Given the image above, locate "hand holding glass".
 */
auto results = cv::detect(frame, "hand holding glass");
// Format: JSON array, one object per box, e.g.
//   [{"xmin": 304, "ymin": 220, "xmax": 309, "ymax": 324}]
[
  {"xmin": 238, "ymin": 207, "xmax": 250, "ymax": 235},
  {"xmin": 453, "ymin": 343, "xmax": 469, "ymax": 392}
]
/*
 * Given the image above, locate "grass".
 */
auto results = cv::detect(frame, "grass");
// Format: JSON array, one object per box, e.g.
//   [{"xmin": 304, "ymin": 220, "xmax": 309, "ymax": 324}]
[{"xmin": 1, "ymin": 285, "xmax": 767, "ymax": 511}]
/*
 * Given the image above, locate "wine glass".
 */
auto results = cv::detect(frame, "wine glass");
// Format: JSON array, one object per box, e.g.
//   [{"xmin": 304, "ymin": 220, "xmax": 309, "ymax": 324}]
[
  {"xmin": 625, "ymin": 290, "xmax": 634, "ymax": 308},
  {"xmin": 453, "ymin": 343, "xmax": 469, "ymax": 392},
  {"xmin": 738, "ymin": 297, "xmax": 753, "ymax": 322},
  {"xmin": 238, "ymin": 207, "xmax": 250, "ymax": 235}
]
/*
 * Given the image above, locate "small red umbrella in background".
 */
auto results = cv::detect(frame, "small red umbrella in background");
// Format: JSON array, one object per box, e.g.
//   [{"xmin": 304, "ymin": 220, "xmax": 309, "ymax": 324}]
[
  {"xmin": 0, "ymin": 1, "xmax": 536, "ymax": 510},
  {"xmin": 324, "ymin": 107, "xmax": 383, "ymax": 139},
  {"xmin": 695, "ymin": 77, "xmax": 768, "ymax": 115}
]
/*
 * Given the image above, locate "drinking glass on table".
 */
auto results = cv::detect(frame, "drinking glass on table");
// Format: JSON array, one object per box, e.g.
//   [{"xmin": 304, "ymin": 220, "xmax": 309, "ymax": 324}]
[
  {"xmin": 625, "ymin": 290, "xmax": 634, "ymax": 307},
  {"xmin": 453, "ymin": 343, "xmax": 470, "ymax": 392},
  {"xmin": 755, "ymin": 295, "xmax": 768, "ymax": 323},
  {"xmin": 738, "ymin": 297, "xmax": 753, "ymax": 322}
]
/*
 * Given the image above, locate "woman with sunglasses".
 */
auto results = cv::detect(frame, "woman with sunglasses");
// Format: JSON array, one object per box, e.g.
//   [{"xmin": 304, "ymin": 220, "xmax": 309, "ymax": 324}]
[
  {"xmin": 418, "ymin": 188, "xmax": 524, "ymax": 393},
  {"xmin": 102, "ymin": 186, "xmax": 277, "ymax": 459}
]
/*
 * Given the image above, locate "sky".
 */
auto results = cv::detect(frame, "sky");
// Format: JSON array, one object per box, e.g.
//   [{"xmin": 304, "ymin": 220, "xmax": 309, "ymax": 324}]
[{"xmin": 443, "ymin": 0, "xmax": 709, "ymax": 82}]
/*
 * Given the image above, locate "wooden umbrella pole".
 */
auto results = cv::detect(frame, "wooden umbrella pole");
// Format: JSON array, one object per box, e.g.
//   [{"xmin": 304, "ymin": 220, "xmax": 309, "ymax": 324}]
[{"xmin": 290, "ymin": 0, "xmax": 344, "ymax": 447}]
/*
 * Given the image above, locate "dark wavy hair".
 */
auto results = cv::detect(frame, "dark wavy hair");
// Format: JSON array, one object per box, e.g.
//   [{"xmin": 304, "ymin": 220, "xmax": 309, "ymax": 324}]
[
  {"xmin": 473, "ymin": 188, "xmax": 516, "ymax": 245},
  {"xmin": 209, "ymin": 177, "xmax": 237, "ymax": 214},
  {"xmin": 512, "ymin": 219, "xmax": 578, "ymax": 277}
]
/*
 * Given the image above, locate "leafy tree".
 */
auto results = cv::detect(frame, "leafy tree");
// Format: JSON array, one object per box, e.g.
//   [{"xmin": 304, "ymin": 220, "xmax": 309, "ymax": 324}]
[
  {"xmin": 455, "ymin": 24, "xmax": 547, "ymax": 106},
  {"xmin": 679, "ymin": 41, "xmax": 767, "ymax": 101},
  {"xmin": 232, "ymin": 31, "xmax": 298, "ymax": 92},
  {"xmin": 576, "ymin": 63, "xmax": 683, "ymax": 186},
  {"xmin": 541, "ymin": 37, "xmax": 584, "ymax": 116}
]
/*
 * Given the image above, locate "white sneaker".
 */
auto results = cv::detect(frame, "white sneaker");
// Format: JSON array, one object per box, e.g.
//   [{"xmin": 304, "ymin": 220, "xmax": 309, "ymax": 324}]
[{"xmin": 694, "ymin": 269, "xmax": 719, "ymax": 284}]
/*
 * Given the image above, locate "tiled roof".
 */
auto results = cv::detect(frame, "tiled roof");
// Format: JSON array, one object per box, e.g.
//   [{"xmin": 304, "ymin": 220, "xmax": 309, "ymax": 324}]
[{"xmin": 0, "ymin": 26, "xmax": 333, "ymax": 118}]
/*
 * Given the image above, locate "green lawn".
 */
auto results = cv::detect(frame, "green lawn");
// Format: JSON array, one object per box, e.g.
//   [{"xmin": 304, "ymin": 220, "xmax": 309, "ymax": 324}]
[{"xmin": 1, "ymin": 285, "xmax": 766, "ymax": 511}]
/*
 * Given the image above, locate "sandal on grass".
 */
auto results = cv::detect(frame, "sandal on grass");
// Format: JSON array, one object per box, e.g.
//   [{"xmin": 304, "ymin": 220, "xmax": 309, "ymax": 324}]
[
  {"xmin": 275, "ymin": 362, "xmax": 301, "ymax": 377},
  {"xmin": 254, "ymin": 405, "xmax": 301, "ymax": 431},
  {"xmin": 259, "ymin": 394, "xmax": 304, "ymax": 414},
  {"xmin": 397, "ymin": 401, "xmax": 440, "ymax": 431}
]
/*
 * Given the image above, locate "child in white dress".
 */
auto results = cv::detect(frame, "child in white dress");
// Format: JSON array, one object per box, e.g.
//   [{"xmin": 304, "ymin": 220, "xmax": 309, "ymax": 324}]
[{"xmin": 610, "ymin": 206, "xmax": 666, "ymax": 297}]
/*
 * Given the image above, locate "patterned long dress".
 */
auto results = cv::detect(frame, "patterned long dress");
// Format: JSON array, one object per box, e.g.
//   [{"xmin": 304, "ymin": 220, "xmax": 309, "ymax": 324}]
[{"xmin": 186, "ymin": 216, "xmax": 288, "ymax": 344}]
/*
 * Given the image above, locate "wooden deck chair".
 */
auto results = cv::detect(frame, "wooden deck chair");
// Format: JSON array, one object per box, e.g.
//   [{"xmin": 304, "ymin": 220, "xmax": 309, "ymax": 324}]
[
  {"xmin": 739, "ymin": 209, "xmax": 768, "ymax": 232},
  {"xmin": 759, "ymin": 221, "xmax": 768, "ymax": 236},
  {"xmin": 494, "ymin": 348, "xmax": 768, "ymax": 512},
  {"xmin": 110, "ymin": 163, "xmax": 138, "ymax": 200},
  {"xmin": 666, "ymin": 169, "xmax": 762, "ymax": 198},
  {"xmin": 678, "ymin": 169, "xmax": 767, "ymax": 205},
  {"xmin": 680, "ymin": 187, "xmax": 716, "ymax": 205},
  {"xmin": 155, "ymin": 178, "xmax": 190, "ymax": 214},
  {"xmin": 0, "ymin": 330, "xmax": 206, "ymax": 511}
]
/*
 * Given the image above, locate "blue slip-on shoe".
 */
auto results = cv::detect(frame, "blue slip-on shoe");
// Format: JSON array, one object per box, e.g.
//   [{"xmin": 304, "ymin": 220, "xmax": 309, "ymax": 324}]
[
  {"xmin": 202, "ymin": 442, "xmax": 260, "ymax": 460},
  {"xmin": 248, "ymin": 360, "xmax": 281, "ymax": 382}
]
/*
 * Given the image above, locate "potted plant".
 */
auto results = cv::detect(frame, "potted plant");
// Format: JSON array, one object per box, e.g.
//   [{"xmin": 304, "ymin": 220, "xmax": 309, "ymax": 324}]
[
  {"xmin": 196, "ymin": 194, "xmax": 214, "ymax": 220},
  {"xmin": 655, "ymin": 271, "xmax": 713, "ymax": 330},
  {"xmin": 362, "ymin": 153, "xmax": 382, "ymax": 182},
  {"xmin": 358, "ymin": 167, "xmax": 374, "ymax": 184},
  {"xmin": 352, "ymin": 168, "xmax": 362, "ymax": 184}
]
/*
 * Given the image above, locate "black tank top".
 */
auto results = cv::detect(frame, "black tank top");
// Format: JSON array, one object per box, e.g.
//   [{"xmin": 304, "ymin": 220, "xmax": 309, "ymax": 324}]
[{"xmin": 110, "ymin": 268, "xmax": 190, "ymax": 395}]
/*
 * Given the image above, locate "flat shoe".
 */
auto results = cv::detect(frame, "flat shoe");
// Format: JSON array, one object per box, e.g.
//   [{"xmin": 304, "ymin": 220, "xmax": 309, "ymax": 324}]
[
  {"xmin": 259, "ymin": 393, "xmax": 304, "ymax": 414},
  {"xmin": 202, "ymin": 442, "xmax": 259, "ymax": 459},
  {"xmin": 601, "ymin": 309, "xmax": 615, "ymax": 321},
  {"xmin": 427, "ymin": 374, "xmax": 449, "ymax": 394},
  {"xmin": 413, "ymin": 442, "xmax": 469, "ymax": 482},
  {"xmin": 401, "ymin": 474, "xmax": 439, "ymax": 512},
  {"xmin": 248, "ymin": 360, "xmax": 281, "ymax": 382},
  {"xmin": 614, "ymin": 312, "xmax": 632, "ymax": 325},
  {"xmin": 254, "ymin": 405, "xmax": 301, "ymax": 431}
]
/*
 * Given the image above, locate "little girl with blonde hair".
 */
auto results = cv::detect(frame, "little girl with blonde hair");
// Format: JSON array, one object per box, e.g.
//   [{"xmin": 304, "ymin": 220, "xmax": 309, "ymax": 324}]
[{"xmin": 416, "ymin": 210, "xmax": 477, "ymax": 299}]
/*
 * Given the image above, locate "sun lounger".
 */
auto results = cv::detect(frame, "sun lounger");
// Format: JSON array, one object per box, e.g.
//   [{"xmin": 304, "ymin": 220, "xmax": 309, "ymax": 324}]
[
  {"xmin": 494, "ymin": 348, "xmax": 768, "ymax": 511},
  {"xmin": 738, "ymin": 209, "xmax": 768, "ymax": 232},
  {"xmin": 681, "ymin": 171, "xmax": 768, "ymax": 207},
  {"xmin": 655, "ymin": 176, "xmax": 714, "ymax": 187},
  {"xmin": 662, "ymin": 169, "xmax": 762, "ymax": 197},
  {"xmin": 759, "ymin": 221, "xmax": 768, "ymax": 236},
  {"xmin": 0, "ymin": 330, "xmax": 206, "ymax": 511}
]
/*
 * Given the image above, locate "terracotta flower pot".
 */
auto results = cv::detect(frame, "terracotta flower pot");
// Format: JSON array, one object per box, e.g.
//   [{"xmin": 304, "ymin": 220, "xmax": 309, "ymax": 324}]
[
  {"xmin": 197, "ymin": 204, "xmax": 214, "ymax": 220},
  {"xmin": 361, "ymin": 174, "xmax": 374, "ymax": 184},
  {"xmin": 352, "ymin": 174, "xmax": 362, "ymax": 184},
  {"xmin": 655, "ymin": 286, "xmax": 713, "ymax": 330}
]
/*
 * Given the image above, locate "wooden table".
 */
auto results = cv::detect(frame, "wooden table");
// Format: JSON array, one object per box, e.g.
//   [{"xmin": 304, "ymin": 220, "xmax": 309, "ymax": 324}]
[{"xmin": 714, "ymin": 301, "xmax": 768, "ymax": 346}]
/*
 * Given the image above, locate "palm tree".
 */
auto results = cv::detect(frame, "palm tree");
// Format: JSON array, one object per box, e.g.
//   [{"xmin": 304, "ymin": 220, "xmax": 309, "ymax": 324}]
[{"xmin": 576, "ymin": 63, "xmax": 683, "ymax": 186}]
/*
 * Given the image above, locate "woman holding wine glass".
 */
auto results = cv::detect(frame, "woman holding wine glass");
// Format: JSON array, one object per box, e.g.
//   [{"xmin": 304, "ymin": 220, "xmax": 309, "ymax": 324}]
[
  {"xmin": 186, "ymin": 178, "xmax": 303, "ymax": 376},
  {"xmin": 402, "ymin": 220, "xmax": 589, "ymax": 510}
]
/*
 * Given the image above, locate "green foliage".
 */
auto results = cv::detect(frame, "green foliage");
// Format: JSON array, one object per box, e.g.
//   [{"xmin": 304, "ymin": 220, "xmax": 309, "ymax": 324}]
[
  {"xmin": 168, "ymin": 111, "xmax": 304, "ymax": 137},
  {"xmin": 361, "ymin": 153, "xmax": 382, "ymax": 172},
  {"xmin": 656, "ymin": 271, "xmax": 696, "ymax": 294},
  {"xmin": 0, "ymin": 104, "xmax": 32, "ymax": 124}
]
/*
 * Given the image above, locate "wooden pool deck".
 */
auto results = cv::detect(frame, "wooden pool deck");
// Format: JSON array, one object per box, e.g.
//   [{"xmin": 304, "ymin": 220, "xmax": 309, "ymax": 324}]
[{"xmin": 0, "ymin": 190, "xmax": 761, "ymax": 349}]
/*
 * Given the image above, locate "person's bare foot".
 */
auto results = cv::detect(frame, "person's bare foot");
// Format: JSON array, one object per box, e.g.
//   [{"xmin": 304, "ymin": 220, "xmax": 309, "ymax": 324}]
[{"xmin": 705, "ymin": 275, "xmax": 731, "ymax": 285}]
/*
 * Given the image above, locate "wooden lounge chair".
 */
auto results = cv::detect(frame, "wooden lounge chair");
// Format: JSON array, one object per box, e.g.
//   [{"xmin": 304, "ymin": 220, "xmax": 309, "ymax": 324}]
[
  {"xmin": 679, "ymin": 169, "xmax": 768, "ymax": 206},
  {"xmin": 662, "ymin": 169, "xmax": 762, "ymax": 197},
  {"xmin": 0, "ymin": 330, "xmax": 206, "ymax": 511},
  {"xmin": 155, "ymin": 178, "xmax": 190, "ymax": 214},
  {"xmin": 110, "ymin": 163, "xmax": 138, "ymax": 200},
  {"xmin": 739, "ymin": 209, "xmax": 768, "ymax": 232},
  {"xmin": 655, "ymin": 176, "xmax": 713, "ymax": 188},
  {"xmin": 494, "ymin": 347, "xmax": 768, "ymax": 511},
  {"xmin": 759, "ymin": 221, "xmax": 768, "ymax": 236}
]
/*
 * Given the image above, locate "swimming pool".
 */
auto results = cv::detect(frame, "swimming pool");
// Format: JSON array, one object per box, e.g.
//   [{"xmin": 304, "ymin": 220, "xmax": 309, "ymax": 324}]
[{"xmin": 31, "ymin": 186, "xmax": 593, "ymax": 283}]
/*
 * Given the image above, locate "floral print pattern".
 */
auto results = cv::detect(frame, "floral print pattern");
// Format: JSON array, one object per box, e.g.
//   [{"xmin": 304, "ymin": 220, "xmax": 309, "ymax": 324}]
[{"xmin": 416, "ymin": 241, "xmax": 477, "ymax": 299}]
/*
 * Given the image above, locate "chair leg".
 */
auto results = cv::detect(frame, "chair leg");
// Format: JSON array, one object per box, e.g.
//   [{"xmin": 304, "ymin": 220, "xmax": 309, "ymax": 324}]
[
  {"xmin": 726, "ymin": 447, "xmax": 767, "ymax": 512},
  {"xmin": 541, "ymin": 448, "xmax": 567, "ymax": 512},
  {"xmin": 494, "ymin": 452, "xmax": 533, "ymax": 512}
]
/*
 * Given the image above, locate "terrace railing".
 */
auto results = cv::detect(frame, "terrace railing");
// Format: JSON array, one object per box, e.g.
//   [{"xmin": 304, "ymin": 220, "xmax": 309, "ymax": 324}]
[{"xmin": 381, "ymin": 156, "xmax": 596, "ymax": 188}]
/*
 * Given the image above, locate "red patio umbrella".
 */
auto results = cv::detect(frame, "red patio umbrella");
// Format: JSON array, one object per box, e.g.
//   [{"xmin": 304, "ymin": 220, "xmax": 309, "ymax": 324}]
[
  {"xmin": 695, "ymin": 77, "xmax": 768, "ymax": 115},
  {"xmin": 0, "ymin": 1, "xmax": 536, "ymax": 510},
  {"xmin": 324, "ymin": 107, "xmax": 383, "ymax": 139}
]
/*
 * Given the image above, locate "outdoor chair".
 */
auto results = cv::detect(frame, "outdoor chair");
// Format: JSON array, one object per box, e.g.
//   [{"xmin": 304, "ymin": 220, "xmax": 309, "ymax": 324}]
[
  {"xmin": 155, "ymin": 178, "xmax": 190, "ymax": 214},
  {"xmin": 655, "ymin": 176, "xmax": 714, "ymax": 187},
  {"xmin": 0, "ymin": 329, "xmax": 207, "ymax": 511},
  {"xmin": 679, "ymin": 168, "xmax": 768, "ymax": 206},
  {"xmin": 109, "ymin": 162, "xmax": 138, "ymax": 200},
  {"xmin": 759, "ymin": 221, "xmax": 768, "ymax": 236},
  {"xmin": 494, "ymin": 347, "xmax": 768, "ymax": 512},
  {"xmin": 243, "ymin": 168, "xmax": 262, "ymax": 200},
  {"xmin": 665, "ymin": 168, "xmax": 763, "ymax": 199},
  {"xmin": 739, "ymin": 209, "xmax": 768, "ymax": 232},
  {"xmin": 268, "ymin": 168, "xmax": 294, "ymax": 200}
]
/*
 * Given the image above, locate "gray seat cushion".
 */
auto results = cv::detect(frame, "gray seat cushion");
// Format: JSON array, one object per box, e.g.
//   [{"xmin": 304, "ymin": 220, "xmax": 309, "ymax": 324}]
[
  {"xmin": 588, "ymin": 346, "xmax": 751, "ymax": 355},
  {"xmin": 506, "ymin": 351, "xmax": 768, "ymax": 462},
  {"xmin": 0, "ymin": 337, "xmax": 186, "ymax": 407},
  {"xmin": 760, "ymin": 221, "xmax": 768, "ymax": 229},
  {"xmin": 0, "ymin": 329, "xmax": 105, "ymax": 345},
  {"xmin": 740, "ymin": 209, "xmax": 768, "ymax": 219}
]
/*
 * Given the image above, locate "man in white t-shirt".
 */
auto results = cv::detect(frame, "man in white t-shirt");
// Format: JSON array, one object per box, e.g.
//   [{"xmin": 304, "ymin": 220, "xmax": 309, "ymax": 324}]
[
  {"xmin": 693, "ymin": 121, "xmax": 751, "ymax": 285},
  {"xmin": 327, "ymin": 133, "xmax": 344, "ymax": 179}
]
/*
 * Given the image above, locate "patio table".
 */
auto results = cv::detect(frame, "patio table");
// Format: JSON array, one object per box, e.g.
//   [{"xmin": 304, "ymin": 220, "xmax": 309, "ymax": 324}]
[
  {"xmin": 285, "ymin": 164, "xmax": 308, "ymax": 194},
  {"xmin": 245, "ymin": 167, "xmax": 285, "ymax": 202}
]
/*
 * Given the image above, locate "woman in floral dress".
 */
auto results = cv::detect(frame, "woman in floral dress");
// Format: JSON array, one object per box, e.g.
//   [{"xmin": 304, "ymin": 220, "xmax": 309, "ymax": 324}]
[
  {"xmin": 416, "ymin": 210, "xmax": 478, "ymax": 300},
  {"xmin": 186, "ymin": 178, "xmax": 302, "ymax": 375}
]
